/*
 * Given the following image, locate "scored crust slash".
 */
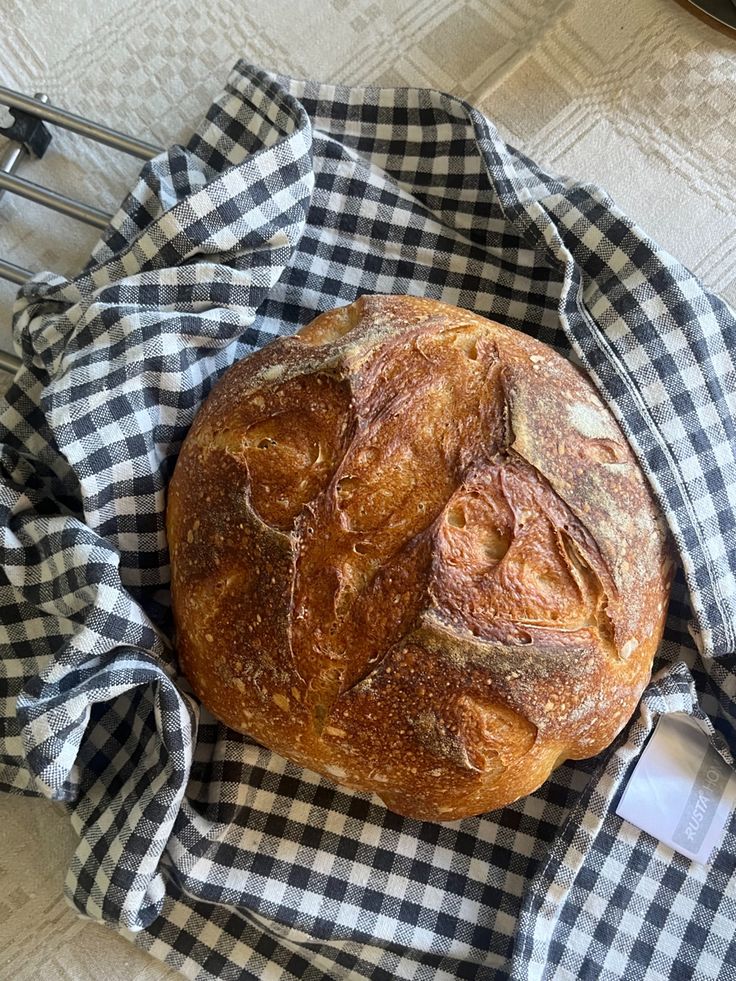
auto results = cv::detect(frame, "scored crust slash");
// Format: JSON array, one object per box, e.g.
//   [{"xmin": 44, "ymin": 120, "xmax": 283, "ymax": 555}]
[{"xmin": 166, "ymin": 295, "xmax": 674, "ymax": 822}]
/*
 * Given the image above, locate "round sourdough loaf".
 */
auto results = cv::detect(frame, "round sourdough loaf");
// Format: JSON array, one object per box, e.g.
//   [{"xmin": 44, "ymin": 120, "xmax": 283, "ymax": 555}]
[{"xmin": 167, "ymin": 295, "xmax": 673, "ymax": 821}]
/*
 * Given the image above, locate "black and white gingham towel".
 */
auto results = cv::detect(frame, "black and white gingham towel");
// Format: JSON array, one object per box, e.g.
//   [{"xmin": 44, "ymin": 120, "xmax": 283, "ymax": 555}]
[{"xmin": 2, "ymin": 62, "xmax": 736, "ymax": 981}]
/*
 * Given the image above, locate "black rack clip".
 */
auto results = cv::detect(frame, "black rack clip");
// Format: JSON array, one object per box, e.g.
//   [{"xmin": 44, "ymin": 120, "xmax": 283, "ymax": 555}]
[{"xmin": 0, "ymin": 104, "xmax": 52, "ymax": 160}]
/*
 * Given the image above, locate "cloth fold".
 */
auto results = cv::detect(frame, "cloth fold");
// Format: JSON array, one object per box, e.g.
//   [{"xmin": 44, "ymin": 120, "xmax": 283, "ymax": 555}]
[{"xmin": 1, "ymin": 61, "xmax": 736, "ymax": 980}]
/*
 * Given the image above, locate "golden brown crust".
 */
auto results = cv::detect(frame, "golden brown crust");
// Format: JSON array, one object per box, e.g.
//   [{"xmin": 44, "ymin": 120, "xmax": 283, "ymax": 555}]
[{"xmin": 167, "ymin": 295, "xmax": 673, "ymax": 821}]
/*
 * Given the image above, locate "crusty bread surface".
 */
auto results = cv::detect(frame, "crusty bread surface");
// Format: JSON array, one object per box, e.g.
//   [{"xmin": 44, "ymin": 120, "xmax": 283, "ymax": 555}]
[{"xmin": 167, "ymin": 295, "xmax": 673, "ymax": 821}]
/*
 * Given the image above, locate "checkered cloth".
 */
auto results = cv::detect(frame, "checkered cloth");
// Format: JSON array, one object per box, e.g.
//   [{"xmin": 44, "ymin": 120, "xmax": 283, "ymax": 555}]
[{"xmin": 2, "ymin": 62, "xmax": 736, "ymax": 981}]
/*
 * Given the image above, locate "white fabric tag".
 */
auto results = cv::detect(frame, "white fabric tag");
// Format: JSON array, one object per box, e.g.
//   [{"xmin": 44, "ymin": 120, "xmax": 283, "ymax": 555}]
[{"xmin": 617, "ymin": 712, "xmax": 736, "ymax": 864}]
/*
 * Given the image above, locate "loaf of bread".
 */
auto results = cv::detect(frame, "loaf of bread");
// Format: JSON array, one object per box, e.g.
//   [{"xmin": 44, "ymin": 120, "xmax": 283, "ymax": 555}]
[{"xmin": 167, "ymin": 295, "xmax": 673, "ymax": 821}]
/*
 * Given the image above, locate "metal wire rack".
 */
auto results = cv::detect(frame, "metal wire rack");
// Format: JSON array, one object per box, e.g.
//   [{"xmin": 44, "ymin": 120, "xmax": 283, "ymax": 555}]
[{"xmin": 0, "ymin": 88, "xmax": 163, "ymax": 376}]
